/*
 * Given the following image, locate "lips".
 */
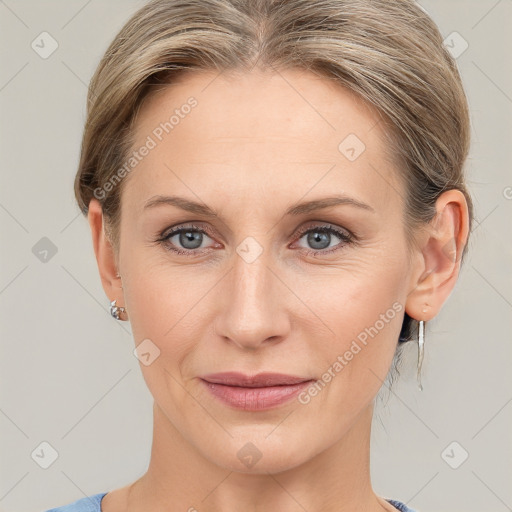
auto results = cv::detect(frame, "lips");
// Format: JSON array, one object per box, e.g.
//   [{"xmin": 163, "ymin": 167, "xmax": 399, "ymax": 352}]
[
  {"xmin": 200, "ymin": 372, "xmax": 313, "ymax": 411},
  {"xmin": 201, "ymin": 371, "xmax": 312, "ymax": 387}
]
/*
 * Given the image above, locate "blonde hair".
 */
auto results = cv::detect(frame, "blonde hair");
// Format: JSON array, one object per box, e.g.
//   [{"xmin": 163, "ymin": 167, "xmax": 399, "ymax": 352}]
[{"xmin": 75, "ymin": 0, "xmax": 474, "ymax": 345}]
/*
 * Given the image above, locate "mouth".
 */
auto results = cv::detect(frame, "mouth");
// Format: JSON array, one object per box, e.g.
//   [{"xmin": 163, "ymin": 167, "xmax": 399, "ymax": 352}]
[{"xmin": 200, "ymin": 372, "xmax": 314, "ymax": 411}]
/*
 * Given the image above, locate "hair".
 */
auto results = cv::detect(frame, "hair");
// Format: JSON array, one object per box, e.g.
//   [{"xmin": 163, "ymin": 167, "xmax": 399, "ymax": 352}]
[{"xmin": 74, "ymin": 0, "xmax": 474, "ymax": 360}]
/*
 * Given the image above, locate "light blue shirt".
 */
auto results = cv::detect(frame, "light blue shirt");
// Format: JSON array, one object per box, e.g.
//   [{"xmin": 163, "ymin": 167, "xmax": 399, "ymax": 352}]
[{"xmin": 43, "ymin": 492, "xmax": 419, "ymax": 511}]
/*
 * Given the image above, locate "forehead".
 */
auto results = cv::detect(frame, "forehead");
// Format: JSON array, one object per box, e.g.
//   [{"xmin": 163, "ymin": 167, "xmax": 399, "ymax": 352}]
[{"xmin": 122, "ymin": 68, "xmax": 403, "ymax": 216}]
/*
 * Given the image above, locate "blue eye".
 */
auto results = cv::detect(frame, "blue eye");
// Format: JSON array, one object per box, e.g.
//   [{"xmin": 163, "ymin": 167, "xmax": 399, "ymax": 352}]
[
  {"xmin": 294, "ymin": 225, "xmax": 354, "ymax": 255},
  {"xmin": 155, "ymin": 223, "xmax": 354, "ymax": 257},
  {"xmin": 156, "ymin": 224, "xmax": 216, "ymax": 256}
]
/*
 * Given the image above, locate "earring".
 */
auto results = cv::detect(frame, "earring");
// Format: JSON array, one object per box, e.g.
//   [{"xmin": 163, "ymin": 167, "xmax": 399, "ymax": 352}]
[
  {"xmin": 417, "ymin": 319, "xmax": 425, "ymax": 391},
  {"xmin": 110, "ymin": 299, "xmax": 127, "ymax": 320}
]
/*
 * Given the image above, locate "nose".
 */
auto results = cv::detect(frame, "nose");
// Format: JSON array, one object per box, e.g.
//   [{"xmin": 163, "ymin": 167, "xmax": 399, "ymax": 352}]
[{"xmin": 213, "ymin": 250, "xmax": 292, "ymax": 351}]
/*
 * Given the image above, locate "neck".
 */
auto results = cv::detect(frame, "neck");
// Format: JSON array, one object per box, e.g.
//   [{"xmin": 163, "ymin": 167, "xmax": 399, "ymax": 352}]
[{"xmin": 125, "ymin": 400, "xmax": 393, "ymax": 512}]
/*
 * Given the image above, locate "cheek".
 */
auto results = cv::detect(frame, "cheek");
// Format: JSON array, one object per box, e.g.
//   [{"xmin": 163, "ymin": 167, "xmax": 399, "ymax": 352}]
[
  {"xmin": 124, "ymin": 266, "xmax": 199, "ymax": 349},
  {"xmin": 295, "ymin": 254, "xmax": 406, "ymax": 399},
  {"xmin": 121, "ymin": 264, "xmax": 203, "ymax": 413},
  {"xmin": 120, "ymin": 247, "xmax": 221, "ymax": 384},
  {"xmin": 290, "ymin": 248, "xmax": 406, "ymax": 339}
]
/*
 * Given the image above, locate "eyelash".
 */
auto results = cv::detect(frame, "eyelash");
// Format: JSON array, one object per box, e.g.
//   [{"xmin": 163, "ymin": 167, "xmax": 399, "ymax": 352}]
[{"xmin": 154, "ymin": 222, "xmax": 355, "ymax": 257}]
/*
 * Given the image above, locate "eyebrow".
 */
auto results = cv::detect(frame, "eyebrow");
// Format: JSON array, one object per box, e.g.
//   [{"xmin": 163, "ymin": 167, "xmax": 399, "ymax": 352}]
[
  {"xmin": 286, "ymin": 196, "xmax": 375, "ymax": 215},
  {"xmin": 143, "ymin": 194, "xmax": 375, "ymax": 216}
]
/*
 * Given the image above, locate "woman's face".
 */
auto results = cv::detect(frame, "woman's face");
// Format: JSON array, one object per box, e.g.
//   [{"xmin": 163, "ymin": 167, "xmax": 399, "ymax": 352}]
[{"xmin": 113, "ymin": 68, "xmax": 420, "ymax": 473}]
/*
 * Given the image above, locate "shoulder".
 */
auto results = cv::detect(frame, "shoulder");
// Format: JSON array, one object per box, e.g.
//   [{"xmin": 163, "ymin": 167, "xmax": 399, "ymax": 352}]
[
  {"xmin": 43, "ymin": 493, "xmax": 417, "ymax": 512},
  {"xmin": 386, "ymin": 498, "xmax": 420, "ymax": 512},
  {"xmin": 43, "ymin": 492, "xmax": 107, "ymax": 512}
]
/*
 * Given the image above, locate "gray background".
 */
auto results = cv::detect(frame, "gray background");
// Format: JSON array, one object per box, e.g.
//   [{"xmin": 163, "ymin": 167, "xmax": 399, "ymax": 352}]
[{"xmin": 1, "ymin": 1, "xmax": 511, "ymax": 511}]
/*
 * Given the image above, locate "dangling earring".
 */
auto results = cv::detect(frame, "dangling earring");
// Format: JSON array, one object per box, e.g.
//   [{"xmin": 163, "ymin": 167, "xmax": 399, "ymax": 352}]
[
  {"xmin": 416, "ymin": 303, "xmax": 430, "ymax": 390},
  {"xmin": 110, "ymin": 299, "xmax": 127, "ymax": 320},
  {"xmin": 417, "ymin": 319, "xmax": 425, "ymax": 391}
]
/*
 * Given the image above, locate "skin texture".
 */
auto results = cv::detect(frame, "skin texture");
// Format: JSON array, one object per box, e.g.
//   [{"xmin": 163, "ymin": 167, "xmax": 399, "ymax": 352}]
[{"xmin": 88, "ymin": 68, "xmax": 469, "ymax": 512}]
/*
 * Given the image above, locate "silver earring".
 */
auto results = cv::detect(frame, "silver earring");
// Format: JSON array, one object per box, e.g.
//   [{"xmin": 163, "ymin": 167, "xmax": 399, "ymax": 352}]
[
  {"xmin": 417, "ymin": 320, "xmax": 425, "ymax": 391},
  {"xmin": 110, "ymin": 299, "xmax": 126, "ymax": 320}
]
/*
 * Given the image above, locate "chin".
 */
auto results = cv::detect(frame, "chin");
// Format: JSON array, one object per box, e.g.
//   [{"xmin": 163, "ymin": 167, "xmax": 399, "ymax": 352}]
[{"xmin": 203, "ymin": 427, "xmax": 318, "ymax": 475}]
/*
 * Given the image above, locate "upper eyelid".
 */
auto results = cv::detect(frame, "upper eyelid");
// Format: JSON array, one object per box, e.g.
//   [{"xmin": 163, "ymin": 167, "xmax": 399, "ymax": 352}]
[
  {"xmin": 161, "ymin": 223, "xmax": 214, "ymax": 239},
  {"xmin": 294, "ymin": 222, "xmax": 352, "ymax": 238},
  {"xmin": 162, "ymin": 221, "xmax": 349, "ymax": 235}
]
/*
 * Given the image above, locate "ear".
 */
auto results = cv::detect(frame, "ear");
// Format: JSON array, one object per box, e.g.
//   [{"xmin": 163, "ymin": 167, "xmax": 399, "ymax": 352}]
[
  {"xmin": 405, "ymin": 189, "xmax": 470, "ymax": 322},
  {"xmin": 87, "ymin": 198, "xmax": 125, "ymax": 309}
]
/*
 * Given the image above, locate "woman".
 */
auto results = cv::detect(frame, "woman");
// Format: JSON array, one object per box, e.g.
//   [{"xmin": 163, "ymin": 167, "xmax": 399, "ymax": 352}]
[{"xmin": 46, "ymin": 0, "xmax": 473, "ymax": 510}]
